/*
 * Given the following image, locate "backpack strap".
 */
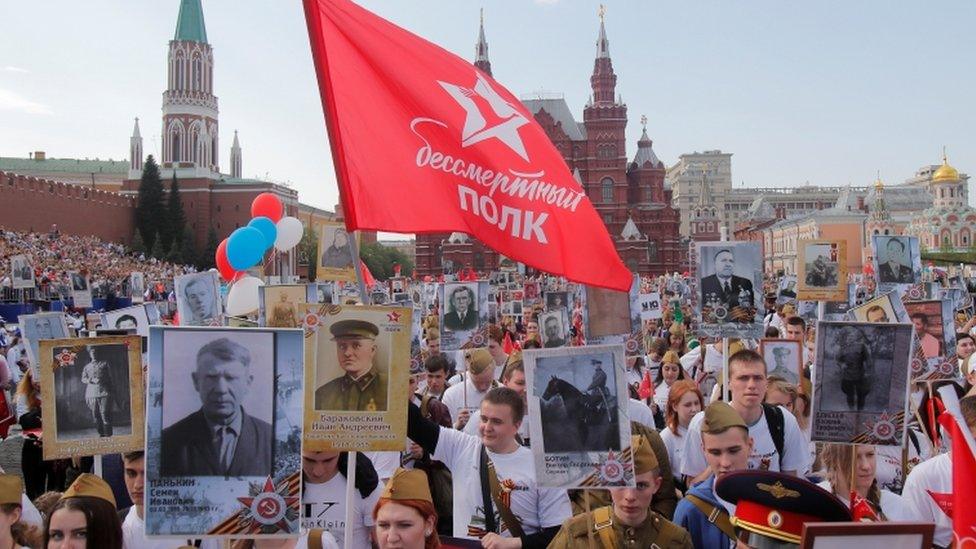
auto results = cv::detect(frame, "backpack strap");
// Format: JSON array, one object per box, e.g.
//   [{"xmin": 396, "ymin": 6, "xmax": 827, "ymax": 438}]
[
  {"xmin": 307, "ymin": 528, "xmax": 325, "ymax": 549},
  {"xmin": 478, "ymin": 444, "xmax": 498, "ymax": 535},
  {"xmin": 685, "ymin": 494, "xmax": 736, "ymax": 540},
  {"xmin": 592, "ymin": 506, "xmax": 617, "ymax": 548},
  {"xmin": 762, "ymin": 403, "xmax": 785, "ymax": 470},
  {"xmin": 481, "ymin": 445, "xmax": 526, "ymax": 538}
]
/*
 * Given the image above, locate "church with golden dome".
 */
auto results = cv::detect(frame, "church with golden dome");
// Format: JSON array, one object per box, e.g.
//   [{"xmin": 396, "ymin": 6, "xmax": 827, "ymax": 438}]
[{"xmin": 904, "ymin": 152, "xmax": 976, "ymax": 251}]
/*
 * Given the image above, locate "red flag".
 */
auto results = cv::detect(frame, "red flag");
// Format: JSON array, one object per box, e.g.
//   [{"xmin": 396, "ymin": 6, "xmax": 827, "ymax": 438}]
[
  {"xmin": 502, "ymin": 331, "xmax": 516, "ymax": 355},
  {"xmin": 303, "ymin": 0, "xmax": 632, "ymax": 291},
  {"xmin": 360, "ymin": 259, "xmax": 376, "ymax": 287},
  {"xmin": 638, "ymin": 369, "xmax": 654, "ymax": 401},
  {"xmin": 939, "ymin": 411, "xmax": 976, "ymax": 544},
  {"xmin": 849, "ymin": 490, "xmax": 879, "ymax": 522}
]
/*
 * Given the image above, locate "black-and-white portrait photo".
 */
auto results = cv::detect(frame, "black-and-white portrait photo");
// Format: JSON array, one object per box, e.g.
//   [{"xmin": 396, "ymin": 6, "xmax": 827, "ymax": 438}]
[
  {"xmin": 802, "ymin": 243, "xmax": 839, "ymax": 288},
  {"xmin": 873, "ymin": 235, "xmax": 920, "ymax": 285},
  {"xmin": 103, "ymin": 305, "xmax": 150, "ymax": 337},
  {"xmin": 696, "ymin": 242, "xmax": 763, "ymax": 337},
  {"xmin": 320, "ymin": 226, "xmax": 354, "ymax": 269},
  {"xmin": 777, "ymin": 276, "xmax": 797, "ymax": 302},
  {"xmin": 160, "ymin": 330, "xmax": 274, "ymax": 477},
  {"xmin": 10, "ymin": 255, "xmax": 34, "ymax": 289},
  {"xmin": 535, "ymin": 351, "xmax": 621, "ymax": 452},
  {"xmin": 175, "ymin": 271, "xmax": 222, "ymax": 326},
  {"xmin": 442, "ymin": 282, "xmax": 480, "ymax": 332},
  {"xmin": 306, "ymin": 282, "xmax": 334, "ymax": 305},
  {"xmin": 20, "ymin": 312, "xmax": 71, "ymax": 371},
  {"xmin": 811, "ymin": 322, "xmax": 913, "ymax": 445},
  {"xmin": 851, "ymin": 292, "xmax": 908, "ymax": 324},
  {"xmin": 53, "ymin": 342, "xmax": 132, "ymax": 440},
  {"xmin": 129, "ymin": 272, "xmax": 145, "ymax": 302},
  {"xmin": 760, "ymin": 339, "xmax": 802, "ymax": 386},
  {"xmin": 545, "ymin": 291, "xmax": 568, "ymax": 312},
  {"xmin": 539, "ymin": 310, "xmax": 569, "ymax": 348}
]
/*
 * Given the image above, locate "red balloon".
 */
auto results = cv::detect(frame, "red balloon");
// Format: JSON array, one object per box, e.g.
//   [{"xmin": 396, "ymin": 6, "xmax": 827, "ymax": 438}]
[
  {"xmin": 215, "ymin": 238, "xmax": 240, "ymax": 281},
  {"xmin": 251, "ymin": 192, "xmax": 283, "ymax": 223}
]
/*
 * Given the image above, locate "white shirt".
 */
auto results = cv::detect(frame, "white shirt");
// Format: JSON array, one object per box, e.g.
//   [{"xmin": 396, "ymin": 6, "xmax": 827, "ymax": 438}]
[
  {"xmin": 902, "ymin": 452, "xmax": 952, "ymax": 547},
  {"xmin": 815, "ymin": 480, "xmax": 913, "ymax": 521},
  {"xmin": 652, "ymin": 380, "xmax": 673, "ymax": 410},
  {"xmin": 302, "ymin": 473, "xmax": 382, "ymax": 549},
  {"xmin": 660, "ymin": 425, "xmax": 687, "ymax": 477},
  {"xmin": 680, "ymin": 405, "xmax": 808, "ymax": 478},
  {"xmin": 122, "ymin": 507, "xmax": 220, "ymax": 549},
  {"xmin": 627, "ymin": 399, "xmax": 655, "ymax": 430},
  {"xmin": 363, "ymin": 451, "xmax": 399, "ymax": 482},
  {"xmin": 432, "ymin": 427, "xmax": 571, "ymax": 539},
  {"xmin": 441, "ymin": 377, "xmax": 491, "ymax": 424}
]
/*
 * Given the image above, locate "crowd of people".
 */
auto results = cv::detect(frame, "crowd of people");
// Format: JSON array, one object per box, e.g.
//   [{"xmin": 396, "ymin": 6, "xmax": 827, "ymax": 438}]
[{"xmin": 0, "ymin": 249, "xmax": 974, "ymax": 547}]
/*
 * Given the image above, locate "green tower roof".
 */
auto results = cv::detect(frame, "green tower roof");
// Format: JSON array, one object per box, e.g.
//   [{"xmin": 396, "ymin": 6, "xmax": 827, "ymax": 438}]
[{"xmin": 174, "ymin": 0, "xmax": 208, "ymax": 43}]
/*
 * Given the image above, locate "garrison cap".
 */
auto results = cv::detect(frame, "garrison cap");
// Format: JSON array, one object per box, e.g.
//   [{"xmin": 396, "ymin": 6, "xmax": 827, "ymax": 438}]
[
  {"xmin": 0, "ymin": 475, "xmax": 21, "ymax": 505},
  {"xmin": 632, "ymin": 434, "xmax": 659, "ymax": 474},
  {"xmin": 381, "ymin": 468, "xmax": 433, "ymax": 503},
  {"xmin": 701, "ymin": 401, "xmax": 747, "ymax": 435},
  {"xmin": 716, "ymin": 470, "xmax": 850, "ymax": 545},
  {"xmin": 330, "ymin": 319, "xmax": 379, "ymax": 340},
  {"xmin": 61, "ymin": 473, "xmax": 117, "ymax": 508},
  {"xmin": 465, "ymin": 348, "xmax": 493, "ymax": 375}
]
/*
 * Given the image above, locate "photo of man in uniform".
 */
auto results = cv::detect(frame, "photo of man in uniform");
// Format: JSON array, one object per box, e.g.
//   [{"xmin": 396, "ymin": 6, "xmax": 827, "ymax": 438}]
[
  {"xmin": 321, "ymin": 227, "xmax": 353, "ymax": 269},
  {"xmin": 71, "ymin": 272, "xmax": 88, "ymax": 291},
  {"xmin": 314, "ymin": 319, "xmax": 388, "ymax": 412},
  {"xmin": 442, "ymin": 285, "xmax": 478, "ymax": 332},
  {"xmin": 700, "ymin": 248, "xmax": 755, "ymax": 313},
  {"xmin": 114, "ymin": 315, "xmax": 138, "ymax": 330},
  {"xmin": 180, "ymin": 274, "xmax": 219, "ymax": 325},
  {"xmin": 542, "ymin": 313, "xmax": 567, "ymax": 348},
  {"xmin": 82, "ymin": 345, "xmax": 116, "ymax": 437},
  {"xmin": 270, "ymin": 291, "xmax": 298, "ymax": 328},
  {"xmin": 865, "ymin": 305, "xmax": 890, "ymax": 323},
  {"xmin": 877, "ymin": 238, "xmax": 914, "ymax": 284},
  {"xmin": 767, "ymin": 346, "xmax": 799, "ymax": 385},
  {"xmin": 804, "ymin": 253, "xmax": 837, "ymax": 288},
  {"xmin": 161, "ymin": 337, "xmax": 272, "ymax": 477}
]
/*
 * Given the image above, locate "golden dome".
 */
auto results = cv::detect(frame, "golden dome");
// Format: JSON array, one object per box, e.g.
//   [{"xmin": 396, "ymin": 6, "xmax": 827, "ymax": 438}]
[
  {"xmin": 874, "ymin": 171, "xmax": 884, "ymax": 190},
  {"xmin": 932, "ymin": 151, "xmax": 960, "ymax": 183}
]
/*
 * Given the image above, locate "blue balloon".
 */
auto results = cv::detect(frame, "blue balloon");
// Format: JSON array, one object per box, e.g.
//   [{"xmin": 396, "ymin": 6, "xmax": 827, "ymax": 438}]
[
  {"xmin": 248, "ymin": 216, "xmax": 277, "ymax": 251},
  {"xmin": 226, "ymin": 227, "xmax": 266, "ymax": 270}
]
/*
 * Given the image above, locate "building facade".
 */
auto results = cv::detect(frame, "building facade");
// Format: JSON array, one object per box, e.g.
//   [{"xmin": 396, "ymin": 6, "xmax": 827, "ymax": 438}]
[
  {"xmin": 666, "ymin": 151, "xmax": 732, "ymax": 237},
  {"xmin": 416, "ymin": 11, "xmax": 683, "ymax": 277},
  {"xmin": 905, "ymin": 155, "xmax": 976, "ymax": 251}
]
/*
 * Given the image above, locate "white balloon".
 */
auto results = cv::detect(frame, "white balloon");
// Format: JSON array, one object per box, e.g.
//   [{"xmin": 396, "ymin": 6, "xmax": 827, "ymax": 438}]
[
  {"xmin": 274, "ymin": 216, "xmax": 304, "ymax": 252},
  {"xmin": 226, "ymin": 275, "xmax": 264, "ymax": 316}
]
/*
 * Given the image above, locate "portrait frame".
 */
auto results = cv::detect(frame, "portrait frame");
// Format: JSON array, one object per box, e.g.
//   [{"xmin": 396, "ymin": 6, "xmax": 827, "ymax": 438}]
[
  {"xmin": 39, "ymin": 336, "xmax": 143, "ymax": 459},
  {"xmin": 20, "ymin": 311, "xmax": 71, "ymax": 377},
  {"xmin": 315, "ymin": 221, "xmax": 357, "ymax": 283},
  {"xmin": 538, "ymin": 310, "xmax": 570, "ymax": 349},
  {"xmin": 145, "ymin": 326, "xmax": 303, "ymax": 538},
  {"xmin": 760, "ymin": 339, "xmax": 803, "ymax": 386},
  {"xmin": 545, "ymin": 291, "xmax": 569, "ymax": 313},
  {"xmin": 69, "ymin": 271, "xmax": 93, "ymax": 309},
  {"xmin": 584, "ymin": 273, "xmax": 643, "ymax": 355},
  {"xmin": 258, "ymin": 285, "xmax": 307, "ymax": 328},
  {"xmin": 523, "ymin": 344, "xmax": 634, "ymax": 489},
  {"xmin": 777, "ymin": 275, "xmax": 798, "ymax": 305},
  {"xmin": 903, "ymin": 299, "xmax": 959, "ymax": 380},
  {"xmin": 102, "ymin": 304, "xmax": 151, "ymax": 338},
  {"xmin": 174, "ymin": 271, "xmax": 223, "ymax": 327},
  {"xmin": 302, "ymin": 304, "xmax": 411, "ymax": 452},
  {"xmin": 823, "ymin": 283, "xmax": 855, "ymax": 321},
  {"xmin": 638, "ymin": 291, "xmax": 662, "ymax": 321},
  {"xmin": 800, "ymin": 522, "xmax": 934, "ymax": 549},
  {"xmin": 849, "ymin": 291, "xmax": 908, "ymax": 324},
  {"xmin": 9, "ymin": 254, "xmax": 34, "ymax": 290},
  {"xmin": 130, "ymin": 271, "xmax": 145, "ymax": 303},
  {"xmin": 306, "ymin": 282, "xmax": 334, "ymax": 305},
  {"xmin": 797, "ymin": 239, "xmax": 848, "ymax": 301},
  {"xmin": 694, "ymin": 241, "xmax": 764, "ymax": 339},
  {"xmin": 810, "ymin": 321, "xmax": 914, "ymax": 445},
  {"xmin": 871, "ymin": 235, "xmax": 921, "ymax": 288},
  {"xmin": 438, "ymin": 281, "xmax": 489, "ymax": 351}
]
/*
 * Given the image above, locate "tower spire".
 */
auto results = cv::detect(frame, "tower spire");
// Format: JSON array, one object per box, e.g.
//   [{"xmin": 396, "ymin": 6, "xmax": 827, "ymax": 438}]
[
  {"xmin": 590, "ymin": 4, "xmax": 617, "ymax": 104},
  {"xmin": 474, "ymin": 8, "xmax": 492, "ymax": 76},
  {"xmin": 230, "ymin": 130, "xmax": 242, "ymax": 179},
  {"xmin": 129, "ymin": 117, "xmax": 143, "ymax": 178},
  {"xmin": 596, "ymin": 4, "xmax": 610, "ymax": 58},
  {"xmin": 174, "ymin": 0, "xmax": 208, "ymax": 43}
]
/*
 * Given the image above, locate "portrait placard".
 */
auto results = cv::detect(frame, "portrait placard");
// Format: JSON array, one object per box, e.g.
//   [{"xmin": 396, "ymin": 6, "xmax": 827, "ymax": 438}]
[
  {"xmin": 39, "ymin": 336, "xmax": 143, "ymax": 459},
  {"xmin": 797, "ymin": 239, "xmax": 848, "ymax": 301},
  {"xmin": 823, "ymin": 284, "xmax": 855, "ymax": 321},
  {"xmin": 695, "ymin": 242, "xmax": 764, "ymax": 339},
  {"xmin": 638, "ymin": 291, "xmax": 662, "ymax": 321},
  {"xmin": 800, "ymin": 522, "xmax": 934, "ymax": 549},
  {"xmin": 259, "ymin": 285, "xmax": 306, "ymax": 328},
  {"xmin": 20, "ymin": 311, "xmax": 71, "ymax": 377},
  {"xmin": 69, "ymin": 271, "xmax": 93, "ymax": 309},
  {"xmin": 849, "ymin": 292, "xmax": 908, "ymax": 324},
  {"xmin": 102, "ymin": 304, "xmax": 151, "ymax": 337},
  {"xmin": 810, "ymin": 322, "xmax": 913, "ymax": 445},
  {"xmin": 146, "ymin": 326, "xmax": 303, "ymax": 538},
  {"xmin": 174, "ymin": 271, "xmax": 223, "ymax": 326},
  {"xmin": 144, "ymin": 302, "xmax": 162, "ymax": 325},
  {"xmin": 523, "ymin": 344, "xmax": 633, "ymax": 488},
  {"xmin": 760, "ymin": 339, "xmax": 803, "ymax": 386},
  {"xmin": 130, "ymin": 271, "xmax": 146, "ymax": 303},
  {"xmin": 438, "ymin": 281, "xmax": 489, "ymax": 351},
  {"xmin": 538, "ymin": 310, "xmax": 570, "ymax": 349},
  {"xmin": 903, "ymin": 299, "xmax": 958, "ymax": 380},
  {"xmin": 316, "ymin": 221, "xmax": 357, "ymax": 282},
  {"xmin": 871, "ymin": 235, "xmax": 921, "ymax": 288},
  {"xmin": 545, "ymin": 291, "xmax": 569, "ymax": 313},
  {"xmin": 9, "ymin": 254, "xmax": 34, "ymax": 290},
  {"xmin": 777, "ymin": 275, "xmax": 798, "ymax": 305},
  {"xmin": 306, "ymin": 282, "xmax": 334, "ymax": 305},
  {"xmin": 585, "ymin": 274, "xmax": 642, "ymax": 355},
  {"xmin": 226, "ymin": 316, "xmax": 259, "ymax": 328},
  {"xmin": 302, "ymin": 304, "xmax": 410, "ymax": 451}
]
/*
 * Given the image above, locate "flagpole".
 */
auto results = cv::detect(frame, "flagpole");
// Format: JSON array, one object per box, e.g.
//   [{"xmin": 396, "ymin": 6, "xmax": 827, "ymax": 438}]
[{"xmin": 720, "ymin": 226, "xmax": 730, "ymax": 402}]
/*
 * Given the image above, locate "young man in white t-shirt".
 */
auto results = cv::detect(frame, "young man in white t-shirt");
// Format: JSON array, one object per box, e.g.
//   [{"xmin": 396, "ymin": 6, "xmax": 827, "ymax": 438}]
[
  {"xmin": 680, "ymin": 349, "xmax": 808, "ymax": 485},
  {"xmin": 463, "ymin": 360, "xmax": 529, "ymax": 442},
  {"xmin": 903, "ymin": 394, "xmax": 976, "ymax": 548},
  {"xmin": 120, "ymin": 451, "xmax": 219, "ymax": 549},
  {"xmin": 407, "ymin": 386, "xmax": 571, "ymax": 548},
  {"xmin": 441, "ymin": 348, "xmax": 498, "ymax": 429},
  {"xmin": 301, "ymin": 450, "xmax": 382, "ymax": 549}
]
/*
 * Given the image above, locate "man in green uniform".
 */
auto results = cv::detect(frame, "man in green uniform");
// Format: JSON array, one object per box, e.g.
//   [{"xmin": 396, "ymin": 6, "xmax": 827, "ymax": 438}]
[
  {"xmin": 549, "ymin": 434, "xmax": 693, "ymax": 548},
  {"xmin": 314, "ymin": 319, "xmax": 388, "ymax": 412}
]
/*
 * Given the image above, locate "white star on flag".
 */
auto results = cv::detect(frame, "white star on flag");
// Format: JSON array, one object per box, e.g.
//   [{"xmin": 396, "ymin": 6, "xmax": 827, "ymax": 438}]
[{"xmin": 438, "ymin": 72, "xmax": 530, "ymax": 161}]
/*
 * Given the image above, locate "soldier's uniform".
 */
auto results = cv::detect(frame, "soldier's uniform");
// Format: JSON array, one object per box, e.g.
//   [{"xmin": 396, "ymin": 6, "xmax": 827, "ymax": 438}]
[
  {"xmin": 314, "ymin": 320, "xmax": 388, "ymax": 412},
  {"xmin": 549, "ymin": 435, "xmax": 693, "ymax": 549}
]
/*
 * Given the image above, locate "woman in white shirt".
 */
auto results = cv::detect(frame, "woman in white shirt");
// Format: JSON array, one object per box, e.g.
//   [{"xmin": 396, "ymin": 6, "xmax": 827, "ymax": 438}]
[
  {"xmin": 817, "ymin": 443, "xmax": 912, "ymax": 521},
  {"xmin": 651, "ymin": 351, "xmax": 685, "ymax": 416},
  {"xmin": 659, "ymin": 380, "xmax": 702, "ymax": 493}
]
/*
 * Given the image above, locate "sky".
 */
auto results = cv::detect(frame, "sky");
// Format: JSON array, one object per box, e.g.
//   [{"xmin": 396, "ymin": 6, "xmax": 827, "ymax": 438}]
[{"xmin": 2, "ymin": 0, "xmax": 975, "ymax": 222}]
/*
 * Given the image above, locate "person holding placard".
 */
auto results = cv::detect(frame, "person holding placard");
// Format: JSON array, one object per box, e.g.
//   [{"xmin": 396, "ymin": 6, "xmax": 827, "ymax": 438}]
[
  {"xmin": 549, "ymin": 435, "xmax": 692, "ymax": 548},
  {"xmin": 817, "ymin": 444, "xmax": 911, "ymax": 521},
  {"xmin": 440, "ymin": 349, "xmax": 497, "ymax": 429}
]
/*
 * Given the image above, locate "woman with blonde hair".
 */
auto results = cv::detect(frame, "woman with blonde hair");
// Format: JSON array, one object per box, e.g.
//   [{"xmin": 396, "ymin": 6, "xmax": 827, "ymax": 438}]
[{"xmin": 817, "ymin": 443, "xmax": 911, "ymax": 520}]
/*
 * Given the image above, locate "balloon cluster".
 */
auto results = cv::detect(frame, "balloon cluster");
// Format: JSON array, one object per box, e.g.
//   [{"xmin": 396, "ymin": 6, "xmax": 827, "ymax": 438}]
[{"xmin": 217, "ymin": 193, "xmax": 305, "ymax": 316}]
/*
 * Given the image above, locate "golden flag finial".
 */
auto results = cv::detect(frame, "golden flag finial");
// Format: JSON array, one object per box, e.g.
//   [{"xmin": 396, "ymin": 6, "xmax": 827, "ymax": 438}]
[{"xmin": 598, "ymin": 4, "xmax": 606, "ymax": 22}]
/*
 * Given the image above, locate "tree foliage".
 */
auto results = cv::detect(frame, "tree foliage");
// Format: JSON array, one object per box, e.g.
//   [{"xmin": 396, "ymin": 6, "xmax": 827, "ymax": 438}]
[
  {"xmin": 136, "ymin": 155, "xmax": 165, "ymax": 255},
  {"xmin": 161, "ymin": 173, "xmax": 187, "ymax": 254},
  {"xmin": 360, "ymin": 241, "xmax": 413, "ymax": 280},
  {"xmin": 200, "ymin": 226, "xmax": 219, "ymax": 270}
]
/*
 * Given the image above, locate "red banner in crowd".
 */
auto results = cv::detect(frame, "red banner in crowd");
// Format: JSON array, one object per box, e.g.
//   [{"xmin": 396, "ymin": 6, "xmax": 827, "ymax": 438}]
[
  {"xmin": 302, "ymin": 0, "xmax": 632, "ymax": 291},
  {"xmin": 939, "ymin": 411, "xmax": 976, "ymax": 544}
]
